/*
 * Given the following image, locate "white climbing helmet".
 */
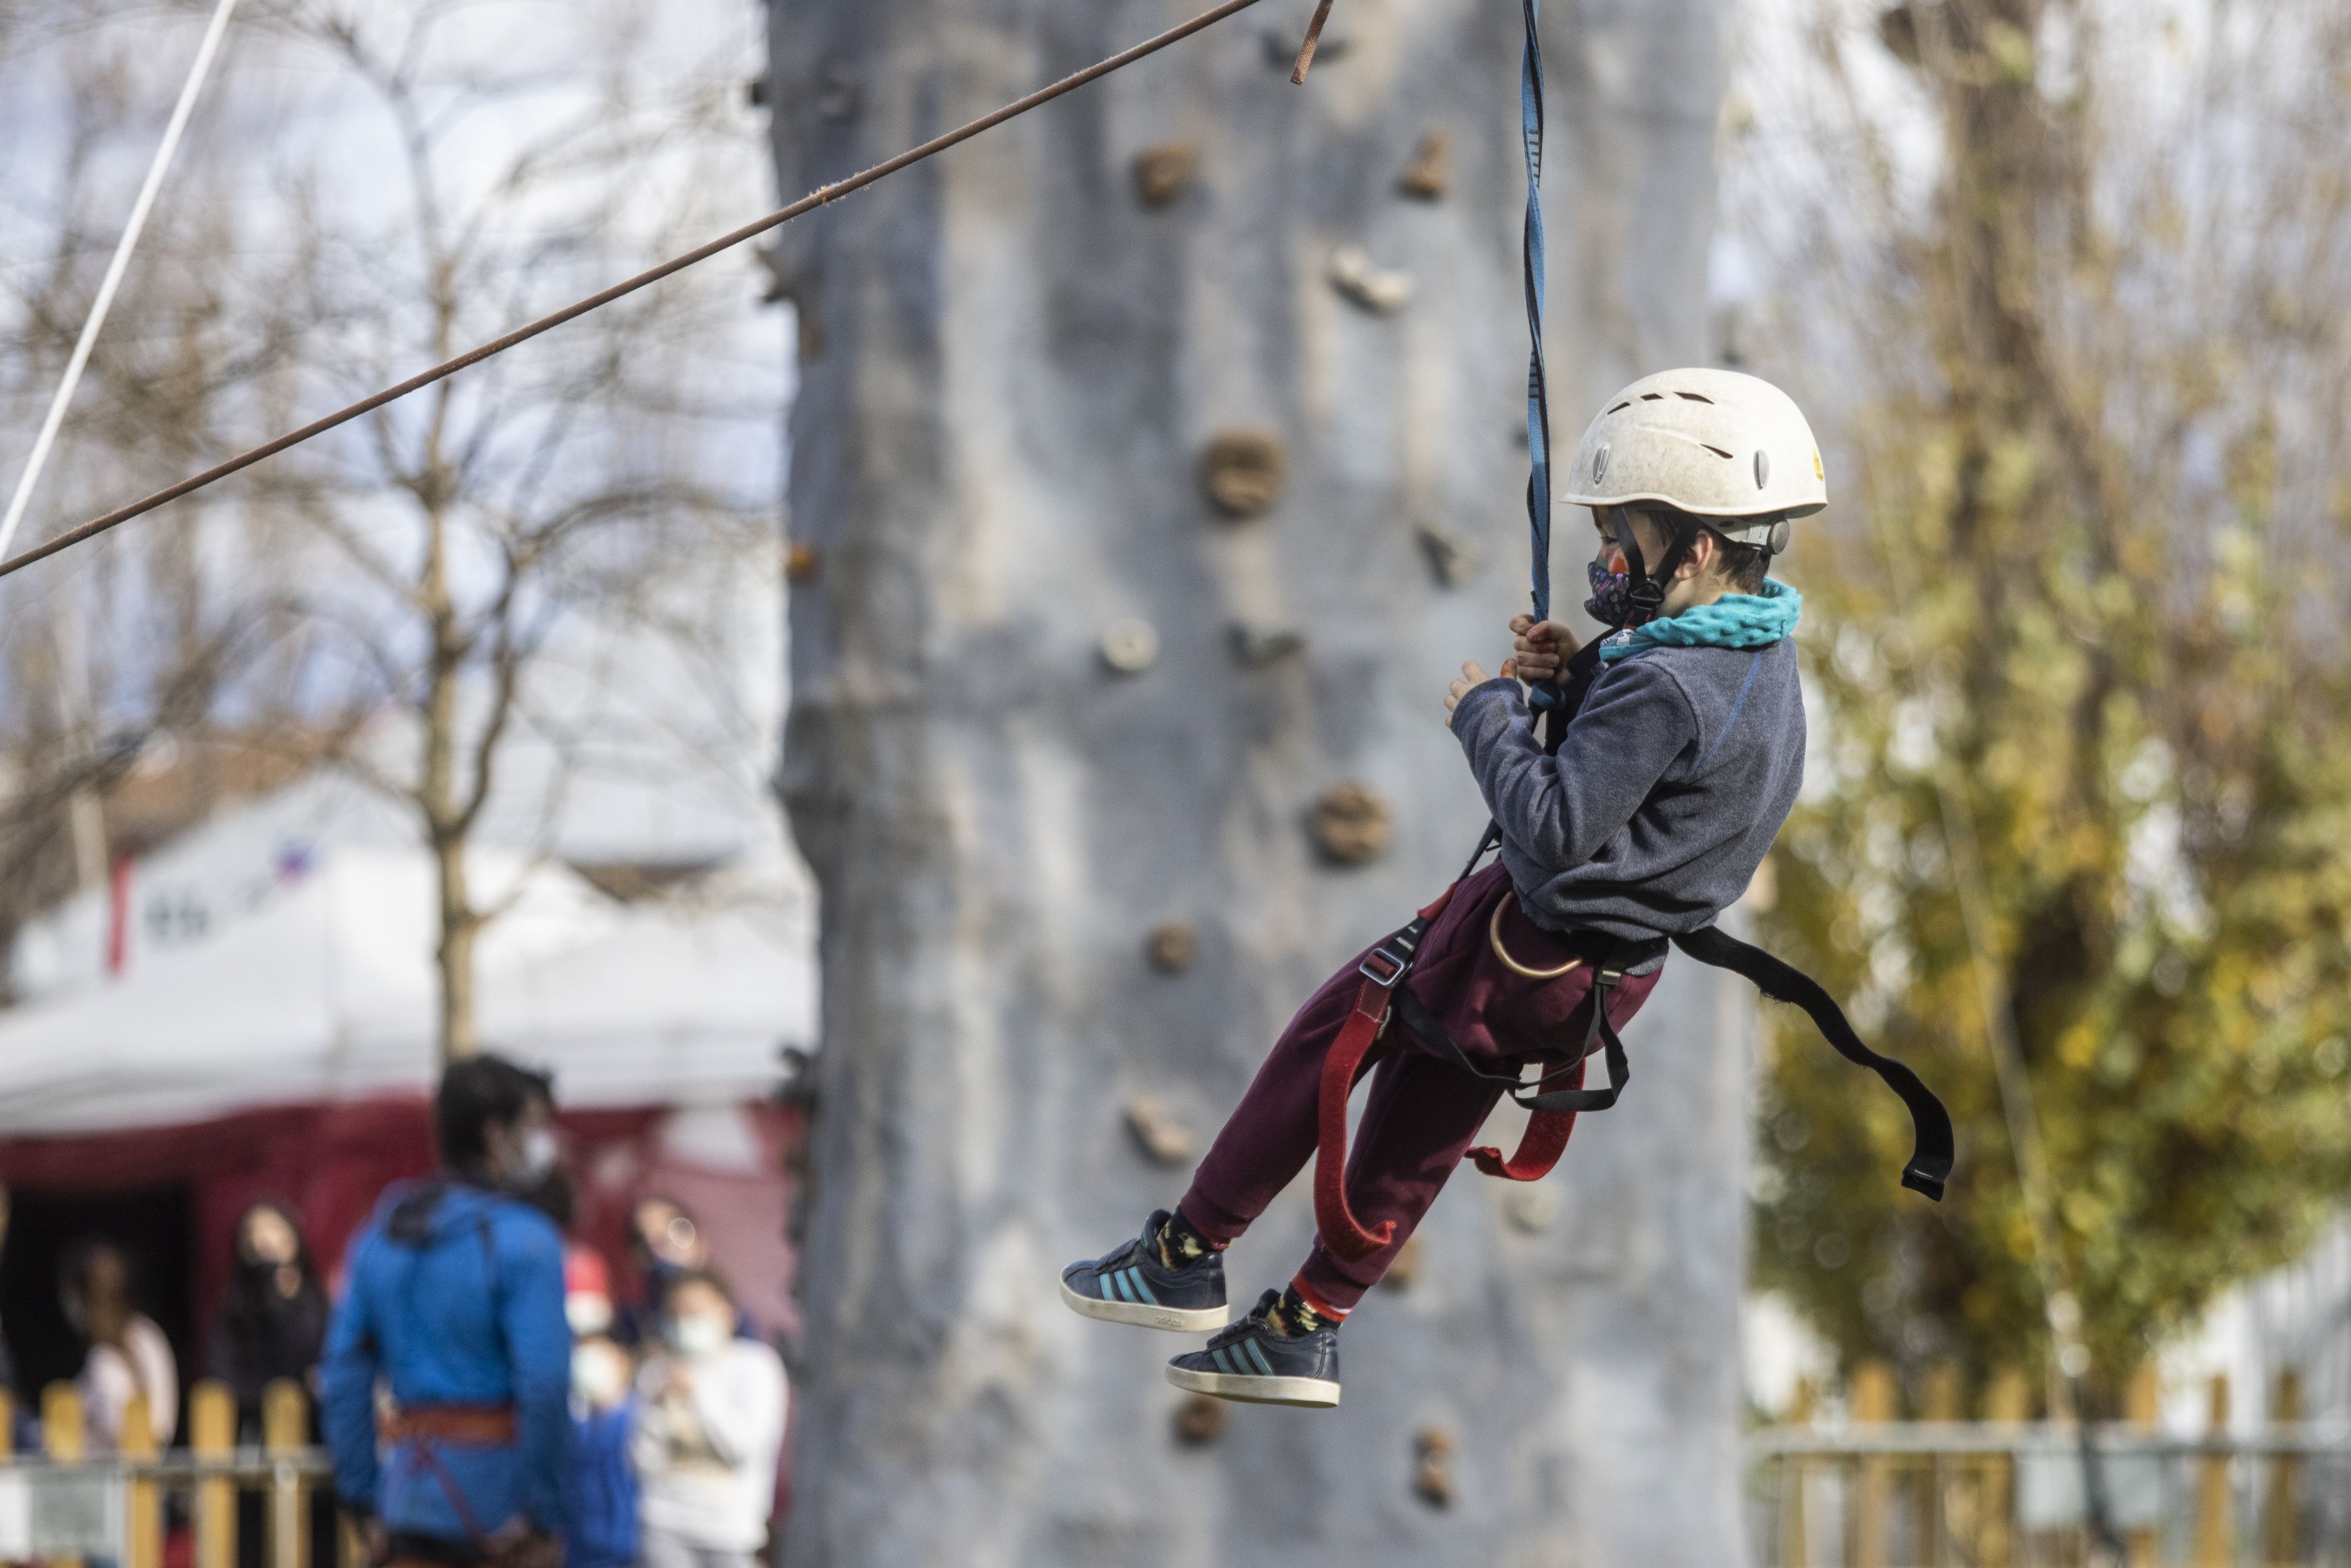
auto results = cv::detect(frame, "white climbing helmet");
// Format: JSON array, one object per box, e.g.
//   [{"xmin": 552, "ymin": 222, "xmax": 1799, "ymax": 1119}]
[{"xmin": 1560, "ymin": 367, "xmax": 1826, "ymax": 553}]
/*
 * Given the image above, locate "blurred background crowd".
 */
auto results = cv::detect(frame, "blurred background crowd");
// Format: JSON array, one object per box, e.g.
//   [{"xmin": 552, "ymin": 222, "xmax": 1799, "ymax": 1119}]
[{"xmin": 0, "ymin": 1177, "xmax": 792, "ymax": 1566}]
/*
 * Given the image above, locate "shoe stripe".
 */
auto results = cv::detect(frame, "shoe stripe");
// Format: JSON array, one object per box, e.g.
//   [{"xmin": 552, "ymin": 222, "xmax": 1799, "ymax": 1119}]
[
  {"xmin": 1212, "ymin": 1346, "xmax": 1237, "ymax": 1376},
  {"xmin": 1243, "ymin": 1338, "xmax": 1274, "ymax": 1376},
  {"xmin": 1111, "ymin": 1271, "xmax": 1136, "ymax": 1304},
  {"xmin": 1129, "ymin": 1271, "xmax": 1160, "ymax": 1306}
]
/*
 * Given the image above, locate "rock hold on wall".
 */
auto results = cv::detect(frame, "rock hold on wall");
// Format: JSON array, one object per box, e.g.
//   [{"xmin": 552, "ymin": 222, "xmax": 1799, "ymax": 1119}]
[
  {"xmin": 1133, "ymin": 142, "xmax": 1200, "ymax": 207},
  {"xmin": 1329, "ymin": 244, "xmax": 1415, "ymax": 314},
  {"xmin": 1399, "ymin": 130, "xmax": 1451, "ymax": 199},
  {"xmin": 1099, "ymin": 618, "xmax": 1161, "ymax": 674},
  {"xmin": 1144, "ymin": 921, "xmax": 1197, "ymax": 974},
  {"xmin": 1312, "ymin": 782, "xmax": 1394, "ymax": 865},
  {"xmin": 1198, "ymin": 430, "xmax": 1287, "ymax": 517}
]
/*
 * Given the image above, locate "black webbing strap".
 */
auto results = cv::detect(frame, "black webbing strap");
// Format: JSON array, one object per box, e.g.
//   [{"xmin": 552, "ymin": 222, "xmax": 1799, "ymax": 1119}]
[
  {"xmin": 1389, "ymin": 933, "xmax": 1667, "ymax": 1112},
  {"xmin": 1670, "ymin": 924, "xmax": 1953, "ymax": 1201},
  {"xmin": 1391, "ymin": 919, "xmax": 1951, "ymax": 1201}
]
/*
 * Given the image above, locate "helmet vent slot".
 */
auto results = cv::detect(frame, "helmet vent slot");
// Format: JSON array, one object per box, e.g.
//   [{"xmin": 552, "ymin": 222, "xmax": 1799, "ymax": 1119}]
[
  {"xmin": 1674, "ymin": 391, "xmax": 1715, "ymax": 403},
  {"xmin": 1606, "ymin": 401, "xmax": 1632, "ymax": 414},
  {"xmin": 1701, "ymin": 444, "xmax": 1733, "ymax": 460},
  {"xmin": 1640, "ymin": 393, "xmax": 1665, "ymax": 401}
]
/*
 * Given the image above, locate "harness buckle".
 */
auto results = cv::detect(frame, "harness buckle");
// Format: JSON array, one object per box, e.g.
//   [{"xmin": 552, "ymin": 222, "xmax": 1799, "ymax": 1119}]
[{"xmin": 1358, "ymin": 920, "xmax": 1425, "ymax": 988}]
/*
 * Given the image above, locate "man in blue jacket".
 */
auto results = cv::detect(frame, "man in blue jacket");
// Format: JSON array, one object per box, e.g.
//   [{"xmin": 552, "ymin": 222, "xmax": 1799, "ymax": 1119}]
[{"xmin": 323, "ymin": 1056, "xmax": 570, "ymax": 1568}]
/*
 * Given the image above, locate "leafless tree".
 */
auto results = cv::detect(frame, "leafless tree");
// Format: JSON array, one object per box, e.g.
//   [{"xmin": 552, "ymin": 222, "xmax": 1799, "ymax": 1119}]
[{"xmin": 0, "ymin": 0, "xmax": 786, "ymax": 1048}]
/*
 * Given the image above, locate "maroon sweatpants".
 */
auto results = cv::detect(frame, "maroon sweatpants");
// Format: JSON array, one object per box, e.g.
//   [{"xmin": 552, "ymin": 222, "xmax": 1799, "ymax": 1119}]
[{"xmin": 1177, "ymin": 863, "xmax": 1664, "ymax": 1312}]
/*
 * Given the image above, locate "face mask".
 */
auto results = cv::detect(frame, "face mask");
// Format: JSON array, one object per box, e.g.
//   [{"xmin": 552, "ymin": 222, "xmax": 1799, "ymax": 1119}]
[
  {"xmin": 514, "ymin": 1127, "xmax": 558, "ymax": 1185},
  {"xmin": 671, "ymin": 1314, "xmax": 729, "ymax": 1358},
  {"xmin": 572, "ymin": 1342, "xmax": 628, "ymax": 1407},
  {"xmin": 567, "ymin": 1292, "xmax": 614, "ymax": 1337},
  {"xmin": 1585, "ymin": 557, "xmax": 1634, "ymax": 626}
]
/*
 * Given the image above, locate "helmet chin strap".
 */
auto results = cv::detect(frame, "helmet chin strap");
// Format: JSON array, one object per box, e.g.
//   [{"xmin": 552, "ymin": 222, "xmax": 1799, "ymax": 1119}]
[{"xmin": 1616, "ymin": 507, "xmax": 1697, "ymax": 628}]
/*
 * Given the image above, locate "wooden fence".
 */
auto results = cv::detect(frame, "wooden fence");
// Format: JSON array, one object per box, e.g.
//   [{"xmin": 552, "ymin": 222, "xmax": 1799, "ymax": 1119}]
[
  {"xmin": 1747, "ymin": 1365, "xmax": 2351, "ymax": 1568},
  {"xmin": 0, "ymin": 1378, "xmax": 347, "ymax": 1568}
]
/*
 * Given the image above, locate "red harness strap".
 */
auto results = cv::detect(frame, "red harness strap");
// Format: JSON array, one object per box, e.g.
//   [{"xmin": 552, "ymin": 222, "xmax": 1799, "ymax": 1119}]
[
  {"xmin": 1312, "ymin": 880, "xmax": 1604, "ymax": 1263},
  {"xmin": 1312, "ymin": 972, "xmax": 1405, "ymax": 1263},
  {"xmin": 1311, "ymin": 884, "xmax": 1458, "ymax": 1262},
  {"xmin": 1466, "ymin": 1065, "xmax": 1583, "ymax": 1180}
]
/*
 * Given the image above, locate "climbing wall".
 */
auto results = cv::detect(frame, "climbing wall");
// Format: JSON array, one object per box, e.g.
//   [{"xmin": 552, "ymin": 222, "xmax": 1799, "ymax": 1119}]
[{"xmin": 769, "ymin": 0, "xmax": 1740, "ymax": 1562}]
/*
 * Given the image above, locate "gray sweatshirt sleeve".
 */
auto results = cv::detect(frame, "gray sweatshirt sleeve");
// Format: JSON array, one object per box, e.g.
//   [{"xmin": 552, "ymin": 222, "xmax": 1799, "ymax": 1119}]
[{"xmin": 1447, "ymin": 662, "xmax": 1699, "ymax": 874}]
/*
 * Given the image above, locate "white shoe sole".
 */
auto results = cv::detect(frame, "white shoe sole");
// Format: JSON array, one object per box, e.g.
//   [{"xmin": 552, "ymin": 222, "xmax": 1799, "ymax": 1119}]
[
  {"xmin": 1060, "ymin": 1277, "xmax": 1227, "ymax": 1334},
  {"xmin": 1166, "ymin": 1361, "xmax": 1342, "ymax": 1408}
]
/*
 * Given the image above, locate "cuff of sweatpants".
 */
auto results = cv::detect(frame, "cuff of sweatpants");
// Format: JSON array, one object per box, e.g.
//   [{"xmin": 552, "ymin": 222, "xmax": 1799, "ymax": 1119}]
[
  {"xmin": 1174, "ymin": 1189, "xmax": 1249, "ymax": 1245},
  {"xmin": 1295, "ymin": 1241, "xmax": 1381, "ymax": 1316}
]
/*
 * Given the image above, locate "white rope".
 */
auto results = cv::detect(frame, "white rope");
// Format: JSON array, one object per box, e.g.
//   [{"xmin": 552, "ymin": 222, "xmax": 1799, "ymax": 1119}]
[{"xmin": 0, "ymin": 0, "xmax": 243, "ymax": 564}]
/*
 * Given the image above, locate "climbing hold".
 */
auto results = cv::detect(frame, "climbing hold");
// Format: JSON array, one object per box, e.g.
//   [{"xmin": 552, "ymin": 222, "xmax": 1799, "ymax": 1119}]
[
  {"xmin": 1265, "ymin": 26, "xmax": 1349, "ymax": 74},
  {"xmin": 1312, "ymin": 783, "xmax": 1392, "ymax": 866},
  {"xmin": 1229, "ymin": 622, "xmax": 1308, "ymax": 668},
  {"xmin": 785, "ymin": 542, "xmax": 821, "ymax": 583},
  {"xmin": 815, "ymin": 68, "xmax": 859, "ymax": 123},
  {"xmin": 1329, "ymin": 245, "xmax": 1414, "ymax": 314},
  {"xmin": 1416, "ymin": 523, "xmax": 1478, "ymax": 588},
  {"xmin": 1173, "ymin": 1393, "xmax": 1229, "ymax": 1445},
  {"xmin": 1503, "ymin": 1184, "xmax": 1558, "ymax": 1234},
  {"xmin": 1132, "ymin": 143, "xmax": 1199, "ymax": 207},
  {"xmin": 1398, "ymin": 131, "xmax": 1450, "ymax": 200},
  {"xmin": 1100, "ymin": 618, "xmax": 1161, "ymax": 675},
  {"xmin": 1145, "ymin": 922, "xmax": 1197, "ymax": 974},
  {"xmin": 1126, "ymin": 1095, "xmax": 1196, "ymax": 1166},
  {"xmin": 1199, "ymin": 431, "xmax": 1287, "ymax": 517},
  {"xmin": 755, "ymin": 244, "xmax": 791, "ymax": 307},
  {"xmin": 1412, "ymin": 1427, "xmax": 1456, "ymax": 1507},
  {"xmin": 1380, "ymin": 1232, "xmax": 1424, "ymax": 1292}
]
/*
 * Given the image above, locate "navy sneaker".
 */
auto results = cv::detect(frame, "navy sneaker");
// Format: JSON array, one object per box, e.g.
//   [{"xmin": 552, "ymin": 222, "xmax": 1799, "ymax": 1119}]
[
  {"xmin": 1060, "ymin": 1210, "xmax": 1228, "ymax": 1333},
  {"xmin": 1165, "ymin": 1289, "xmax": 1341, "ymax": 1408}
]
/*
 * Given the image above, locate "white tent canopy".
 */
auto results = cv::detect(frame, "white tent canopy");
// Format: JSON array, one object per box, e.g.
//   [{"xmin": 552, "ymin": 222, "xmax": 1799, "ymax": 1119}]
[{"xmin": 0, "ymin": 840, "xmax": 816, "ymax": 1139}]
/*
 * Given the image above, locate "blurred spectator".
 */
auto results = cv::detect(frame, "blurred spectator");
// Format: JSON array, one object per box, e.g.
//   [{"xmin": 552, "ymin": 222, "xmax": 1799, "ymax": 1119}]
[
  {"xmin": 564, "ymin": 1250, "xmax": 612, "ymax": 1339},
  {"xmin": 612, "ymin": 1198, "xmax": 702, "ymax": 1350},
  {"xmin": 0, "ymin": 1187, "xmax": 31, "ymax": 1452},
  {"xmin": 631, "ymin": 1270, "xmax": 786, "ymax": 1568},
  {"xmin": 63, "ymin": 1238, "xmax": 177, "ymax": 1450},
  {"xmin": 212, "ymin": 1201, "xmax": 335, "ymax": 1568},
  {"xmin": 615, "ymin": 1198, "xmax": 759, "ymax": 1350},
  {"xmin": 0, "ymin": 1186, "xmax": 18, "ymax": 1398},
  {"xmin": 321, "ymin": 1055, "xmax": 569, "ymax": 1568},
  {"xmin": 561, "ymin": 1248, "xmax": 637, "ymax": 1568},
  {"xmin": 208, "ymin": 1201, "xmax": 329, "ymax": 1427}
]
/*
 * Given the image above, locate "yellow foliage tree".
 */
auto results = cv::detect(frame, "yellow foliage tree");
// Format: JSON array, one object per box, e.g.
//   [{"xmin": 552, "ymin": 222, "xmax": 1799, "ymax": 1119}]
[{"xmin": 1730, "ymin": 0, "xmax": 2351, "ymax": 1400}]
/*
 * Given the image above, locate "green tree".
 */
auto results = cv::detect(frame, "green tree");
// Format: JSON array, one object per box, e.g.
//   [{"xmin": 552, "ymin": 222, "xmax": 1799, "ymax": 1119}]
[{"xmin": 1729, "ymin": 0, "xmax": 2351, "ymax": 1405}]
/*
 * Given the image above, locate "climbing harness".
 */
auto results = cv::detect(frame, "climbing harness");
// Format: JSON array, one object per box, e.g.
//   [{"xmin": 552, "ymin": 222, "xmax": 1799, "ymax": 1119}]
[
  {"xmin": 1312, "ymin": 637, "xmax": 1955, "ymax": 1263},
  {"xmin": 0, "ymin": 0, "xmax": 1277, "ymax": 581},
  {"xmin": 1306, "ymin": 6, "xmax": 1952, "ymax": 1265}
]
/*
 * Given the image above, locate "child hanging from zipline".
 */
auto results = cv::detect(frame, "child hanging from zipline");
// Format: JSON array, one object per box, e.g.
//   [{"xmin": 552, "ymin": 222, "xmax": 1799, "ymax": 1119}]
[{"xmin": 1059, "ymin": 368, "xmax": 1949, "ymax": 1408}]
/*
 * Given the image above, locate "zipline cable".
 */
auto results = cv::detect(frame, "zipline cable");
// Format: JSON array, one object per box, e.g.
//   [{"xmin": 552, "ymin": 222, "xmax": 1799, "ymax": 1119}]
[
  {"xmin": 0, "ymin": 0, "xmax": 1271, "ymax": 583},
  {"xmin": 0, "ymin": 0, "xmax": 245, "ymax": 565}
]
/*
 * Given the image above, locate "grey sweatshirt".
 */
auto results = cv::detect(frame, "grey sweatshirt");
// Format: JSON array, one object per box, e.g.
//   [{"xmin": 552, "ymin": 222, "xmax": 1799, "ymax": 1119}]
[{"xmin": 1447, "ymin": 638, "xmax": 1806, "ymax": 939}]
